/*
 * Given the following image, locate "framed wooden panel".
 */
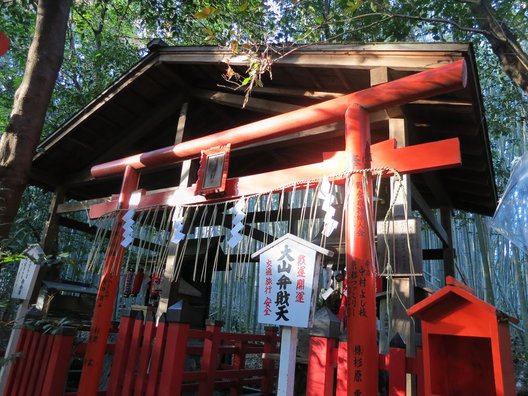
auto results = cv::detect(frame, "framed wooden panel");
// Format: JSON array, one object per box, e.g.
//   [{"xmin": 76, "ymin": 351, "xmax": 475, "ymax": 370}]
[{"xmin": 195, "ymin": 144, "xmax": 231, "ymax": 196}]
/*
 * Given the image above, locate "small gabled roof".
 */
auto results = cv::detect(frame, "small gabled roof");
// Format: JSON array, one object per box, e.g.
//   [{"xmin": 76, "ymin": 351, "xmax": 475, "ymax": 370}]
[
  {"xmin": 251, "ymin": 233, "xmax": 333, "ymax": 259},
  {"xmin": 407, "ymin": 277, "xmax": 518, "ymax": 324}
]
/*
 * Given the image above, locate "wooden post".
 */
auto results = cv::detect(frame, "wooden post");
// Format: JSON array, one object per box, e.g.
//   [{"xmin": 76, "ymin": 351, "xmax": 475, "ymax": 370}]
[
  {"xmin": 121, "ymin": 311, "xmax": 145, "ymax": 396},
  {"xmin": 306, "ymin": 336, "xmax": 336, "ymax": 396},
  {"xmin": 78, "ymin": 165, "xmax": 140, "ymax": 396},
  {"xmin": 277, "ymin": 326, "xmax": 298, "ymax": 396},
  {"xmin": 107, "ymin": 310, "xmax": 138, "ymax": 396},
  {"xmin": 156, "ymin": 101, "xmax": 193, "ymax": 321},
  {"xmin": 198, "ymin": 320, "xmax": 222, "ymax": 396},
  {"xmin": 3, "ymin": 327, "xmax": 28, "ymax": 395},
  {"xmin": 26, "ymin": 330, "xmax": 49, "ymax": 395},
  {"xmin": 145, "ymin": 315, "xmax": 168, "ymax": 396},
  {"xmin": 336, "ymin": 340, "xmax": 348, "ymax": 396},
  {"xmin": 17, "ymin": 327, "xmax": 40, "ymax": 395},
  {"xmin": 34, "ymin": 334, "xmax": 54, "ymax": 396},
  {"xmin": 157, "ymin": 311, "xmax": 190, "ymax": 396},
  {"xmin": 134, "ymin": 311, "xmax": 157, "ymax": 396},
  {"xmin": 40, "ymin": 327, "xmax": 76, "ymax": 396},
  {"xmin": 261, "ymin": 326, "xmax": 278, "ymax": 394},
  {"xmin": 344, "ymin": 104, "xmax": 378, "ymax": 395},
  {"xmin": 389, "ymin": 343, "xmax": 407, "ymax": 396},
  {"xmin": 230, "ymin": 340, "xmax": 247, "ymax": 396},
  {"xmin": 0, "ymin": 245, "xmax": 43, "ymax": 394},
  {"xmin": 441, "ymin": 207, "xmax": 455, "ymax": 280}
]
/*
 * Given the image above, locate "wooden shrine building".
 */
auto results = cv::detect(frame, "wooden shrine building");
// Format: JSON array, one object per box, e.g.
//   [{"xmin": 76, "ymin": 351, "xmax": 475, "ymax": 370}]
[{"xmin": 23, "ymin": 42, "xmax": 500, "ymax": 395}]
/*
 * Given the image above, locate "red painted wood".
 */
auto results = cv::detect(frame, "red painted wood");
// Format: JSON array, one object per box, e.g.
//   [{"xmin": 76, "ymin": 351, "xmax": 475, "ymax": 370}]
[
  {"xmin": 371, "ymin": 137, "xmax": 461, "ymax": 174},
  {"xmin": 107, "ymin": 312, "xmax": 137, "ymax": 396},
  {"xmin": 415, "ymin": 347, "xmax": 424, "ymax": 396},
  {"xmin": 157, "ymin": 321, "xmax": 190, "ymax": 396},
  {"xmin": 34, "ymin": 334, "xmax": 54, "ymax": 396},
  {"xmin": 91, "ymin": 60, "xmax": 466, "ymax": 178},
  {"xmin": 408, "ymin": 283, "xmax": 517, "ymax": 396},
  {"xmin": 260, "ymin": 326, "xmax": 278, "ymax": 394},
  {"xmin": 145, "ymin": 318, "xmax": 168, "ymax": 396},
  {"xmin": 198, "ymin": 323, "xmax": 222, "ymax": 396},
  {"xmin": 26, "ymin": 331, "xmax": 48, "ymax": 395},
  {"xmin": 90, "ymin": 138, "xmax": 461, "ymax": 219},
  {"xmin": 121, "ymin": 312, "xmax": 145, "ymax": 396},
  {"xmin": 389, "ymin": 347, "xmax": 406, "ymax": 396},
  {"xmin": 15, "ymin": 329, "xmax": 38, "ymax": 396},
  {"xmin": 306, "ymin": 337, "xmax": 336, "ymax": 396},
  {"xmin": 344, "ymin": 104, "xmax": 378, "ymax": 395},
  {"xmin": 78, "ymin": 166, "xmax": 140, "ymax": 396},
  {"xmin": 133, "ymin": 312, "xmax": 157, "ymax": 396},
  {"xmin": 4, "ymin": 327, "xmax": 28, "ymax": 396},
  {"xmin": 336, "ymin": 341, "xmax": 348, "ymax": 396},
  {"xmin": 230, "ymin": 341, "xmax": 246, "ymax": 396},
  {"xmin": 41, "ymin": 330, "xmax": 75, "ymax": 396}
]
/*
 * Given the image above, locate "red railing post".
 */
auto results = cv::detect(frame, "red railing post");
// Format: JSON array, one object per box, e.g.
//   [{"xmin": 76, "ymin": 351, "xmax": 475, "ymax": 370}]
[
  {"xmin": 198, "ymin": 320, "xmax": 223, "ymax": 396},
  {"xmin": 26, "ymin": 330, "xmax": 49, "ymax": 395},
  {"xmin": 261, "ymin": 326, "xmax": 278, "ymax": 394},
  {"xmin": 229, "ymin": 340, "xmax": 247, "ymax": 396},
  {"xmin": 107, "ymin": 309, "xmax": 139, "ymax": 396},
  {"xmin": 34, "ymin": 333, "xmax": 54, "ymax": 395},
  {"xmin": 134, "ymin": 310, "xmax": 157, "ymax": 396},
  {"xmin": 157, "ymin": 310, "xmax": 190, "ymax": 396},
  {"xmin": 41, "ymin": 327, "xmax": 76, "ymax": 396},
  {"xmin": 306, "ymin": 336, "xmax": 337, "ymax": 396},
  {"xmin": 416, "ymin": 346, "xmax": 425, "ymax": 396},
  {"xmin": 389, "ymin": 345, "xmax": 406, "ymax": 396},
  {"xmin": 145, "ymin": 316, "xmax": 168, "ymax": 396},
  {"xmin": 336, "ymin": 340, "xmax": 348, "ymax": 396},
  {"xmin": 3, "ymin": 326, "xmax": 28, "ymax": 396},
  {"xmin": 13, "ymin": 327, "xmax": 38, "ymax": 396},
  {"xmin": 121, "ymin": 310, "xmax": 145, "ymax": 396},
  {"xmin": 306, "ymin": 307, "xmax": 341, "ymax": 396}
]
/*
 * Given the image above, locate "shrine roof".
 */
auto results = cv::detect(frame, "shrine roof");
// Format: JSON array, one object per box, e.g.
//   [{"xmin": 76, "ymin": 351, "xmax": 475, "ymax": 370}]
[
  {"xmin": 31, "ymin": 42, "xmax": 497, "ymax": 216},
  {"xmin": 407, "ymin": 284, "xmax": 518, "ymax": 325}
]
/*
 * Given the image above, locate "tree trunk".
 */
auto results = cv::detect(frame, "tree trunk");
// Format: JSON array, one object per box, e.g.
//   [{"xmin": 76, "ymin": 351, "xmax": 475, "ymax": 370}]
[
  {"xmin": 0, "ymin": 0, "xmax": 71, "ymax": 239},
  {"xmin": 466, "ymin": 0, "xmax": 528, "ymax": 92}
]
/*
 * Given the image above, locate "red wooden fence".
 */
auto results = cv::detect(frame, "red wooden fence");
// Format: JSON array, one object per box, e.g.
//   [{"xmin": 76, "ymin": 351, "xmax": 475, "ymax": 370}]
[
  {"xmin": 5, "ymin": 316, "xmax": 419, "ymax": 395},
  {"xmin": 306, "ymin": 336, "xmax": 424, "ymax": 396},
  {"xmin": 107, "ymin": 310, "xmax": 280, "ymax": 396},
  {"xmin": 4, "ymin": 326, "xmax": 76, "ymax": 396}
]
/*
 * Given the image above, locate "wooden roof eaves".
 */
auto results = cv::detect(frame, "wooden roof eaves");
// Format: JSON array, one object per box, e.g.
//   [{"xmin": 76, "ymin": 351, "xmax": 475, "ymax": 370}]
[
  {"xmin": 36, "ymin": 43, "xmax": 475, "ymax": 162},
  {"xmin": 156, "ymin": 43, "xmax": 471, "ymax": 70},
  {"xmin": 35, "ymin": 52, "xmax": 162, "ymax": 160},
  {"xmin": 461, "ymin": 43, "xmax": 498, "ymax": 209}
]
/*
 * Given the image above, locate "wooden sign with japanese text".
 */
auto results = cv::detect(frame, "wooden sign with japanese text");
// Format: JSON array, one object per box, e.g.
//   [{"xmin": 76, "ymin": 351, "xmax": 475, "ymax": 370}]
[
  {"xmin": 254, "ymin": 234, "xmax": 331, "ymax": 328},
  {"xmin": 11, "ymin": 245, "xmax": 42, "ymax": 300}
]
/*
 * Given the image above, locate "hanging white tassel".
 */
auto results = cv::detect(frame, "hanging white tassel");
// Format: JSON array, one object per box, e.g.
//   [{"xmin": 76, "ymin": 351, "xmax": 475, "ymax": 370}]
[
  {"xmin": 121, "ymin": 209, "xmax": 135, "ymax": 247},
  {"xmin": 171, "ymin": 206, "xmax": 186, "ymax": 244},
  {"xmin": 318, "ymin": 177, "xmax": 339, "ymax": 237},
  {"xmin": 228, "ymin": 197, "xmax": 246, "ymax": 248}
]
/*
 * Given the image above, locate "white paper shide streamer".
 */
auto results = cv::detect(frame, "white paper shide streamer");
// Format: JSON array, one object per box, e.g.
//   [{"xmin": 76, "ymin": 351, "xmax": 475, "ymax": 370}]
[
  {"xmin": 121, "ymin": 191, "xmax": 142, "ymax": 248},
  {"xmin": 318, "ymin": 177, "xmax": 339, "ymax": 237},
  {"xmin": 171, "ymin": 206, "xmax": 186, "ymax": 244},
  {"xmin": 228, "ymin": 197, "xmax": 246, "ymax": 248}
]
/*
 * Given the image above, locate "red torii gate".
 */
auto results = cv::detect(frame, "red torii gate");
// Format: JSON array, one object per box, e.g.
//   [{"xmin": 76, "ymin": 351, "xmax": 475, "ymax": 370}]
[{"xmin": 78, "ymin": 59, "xmax": 466, "ymax": 396}]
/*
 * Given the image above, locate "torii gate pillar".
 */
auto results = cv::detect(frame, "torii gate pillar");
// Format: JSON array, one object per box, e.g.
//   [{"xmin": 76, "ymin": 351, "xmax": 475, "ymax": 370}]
[{"xmin": 344, "ymin": 104, "xmax": 378, "ymax": 395}]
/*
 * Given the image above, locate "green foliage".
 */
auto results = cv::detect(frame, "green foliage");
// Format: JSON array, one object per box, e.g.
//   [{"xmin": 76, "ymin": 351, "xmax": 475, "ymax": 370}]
[{"xmin": 25, "ymin": 317, "xmax": 73, "ymax": 335}]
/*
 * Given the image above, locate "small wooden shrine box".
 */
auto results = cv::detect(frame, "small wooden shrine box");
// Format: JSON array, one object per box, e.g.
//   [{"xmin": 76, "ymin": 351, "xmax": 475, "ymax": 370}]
[{"xmin": 407, "ymin": 277, "xmax": 517, "ymax": 396}]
